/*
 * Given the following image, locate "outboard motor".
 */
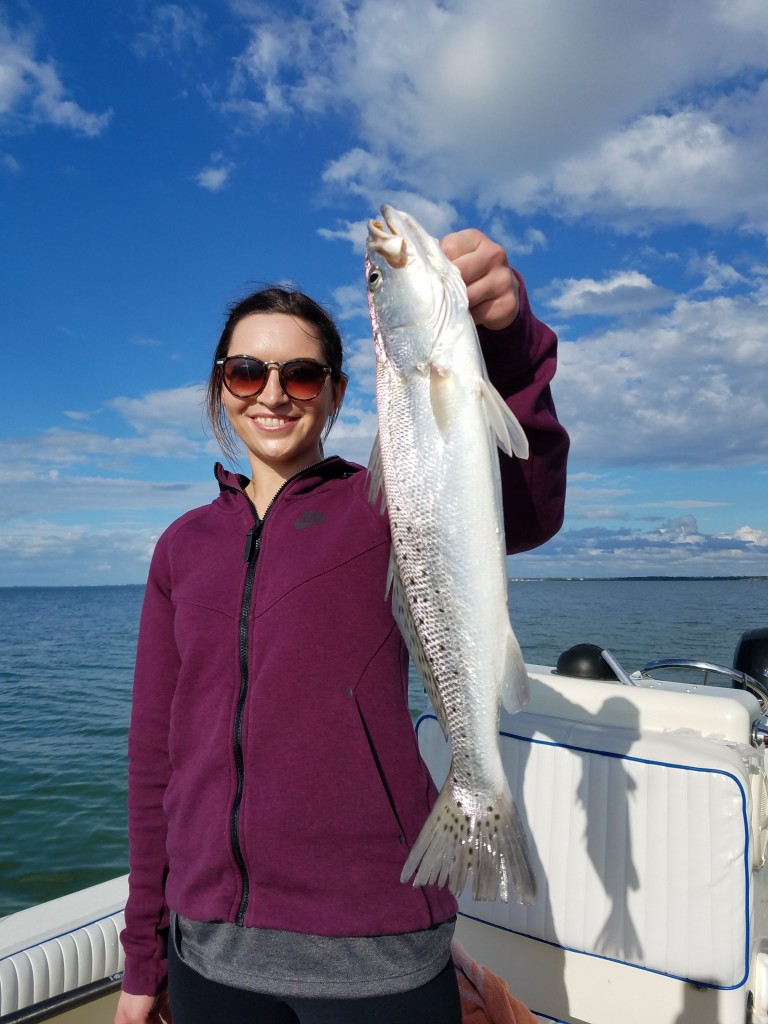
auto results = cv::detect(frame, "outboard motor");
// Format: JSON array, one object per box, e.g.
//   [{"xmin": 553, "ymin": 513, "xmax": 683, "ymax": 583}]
[
  {"xmin": 556, "ymin": 643, "xmax": 619, "ymax": 681},
  {"xmin": 734, "ymin": 628, "xmax": 768, "ymax": 694}
]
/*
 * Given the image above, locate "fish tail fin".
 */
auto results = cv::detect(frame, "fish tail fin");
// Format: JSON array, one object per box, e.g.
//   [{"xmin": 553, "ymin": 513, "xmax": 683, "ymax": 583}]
[
  {"xmin": 501, "ymin": 627, "xmax": 531, "ymax": 715},
  {"xmin": 401, "ymin": 772, "xmax": 537, "ymax": 904}
]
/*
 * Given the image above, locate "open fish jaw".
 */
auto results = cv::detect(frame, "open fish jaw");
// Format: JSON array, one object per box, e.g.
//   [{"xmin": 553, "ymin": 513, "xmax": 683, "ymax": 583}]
[{"xmin": 366, "ymin": 205, "xmax": 537, "ymax": 904}]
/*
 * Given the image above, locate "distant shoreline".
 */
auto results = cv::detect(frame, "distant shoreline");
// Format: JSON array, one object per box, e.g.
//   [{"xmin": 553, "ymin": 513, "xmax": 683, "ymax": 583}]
[
  {"xmin": 509, "ymin": 575, "xmax": 768, "ymax": 583},
  {"xmin": 1, "ymin": 576, "xmax": 766, "ymax": 590}
]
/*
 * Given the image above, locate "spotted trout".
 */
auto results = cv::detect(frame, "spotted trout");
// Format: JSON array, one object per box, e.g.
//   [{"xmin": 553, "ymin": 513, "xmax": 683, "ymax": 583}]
[{"xmin": 365, "ymin": 205, "xmax": 536, "ymax": 904}]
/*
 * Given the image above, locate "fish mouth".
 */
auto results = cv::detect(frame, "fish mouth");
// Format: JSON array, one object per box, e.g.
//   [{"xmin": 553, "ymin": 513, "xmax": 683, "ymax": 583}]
[
  {"xmin": 367, "ymin": 205, "xmax": 410, "ymax": 268},
  {"xmin": 367, "ymin": 204, "xmax": 447, "ymax": 276}
]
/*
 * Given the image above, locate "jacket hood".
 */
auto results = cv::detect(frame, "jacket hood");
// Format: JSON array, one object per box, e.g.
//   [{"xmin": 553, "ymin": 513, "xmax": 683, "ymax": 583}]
[{"xmin": 213, "ymin": 457, "xmax": 363, "ymax": 499}]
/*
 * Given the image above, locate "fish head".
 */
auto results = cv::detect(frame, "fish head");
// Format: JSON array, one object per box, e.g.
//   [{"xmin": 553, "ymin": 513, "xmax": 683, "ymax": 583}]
[{"xmin": 365, "ymin": 205, "xmax": 467, "ymax": 374}]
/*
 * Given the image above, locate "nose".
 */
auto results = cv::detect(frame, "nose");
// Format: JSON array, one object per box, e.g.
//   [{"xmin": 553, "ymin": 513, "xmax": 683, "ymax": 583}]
[{"xmin": 257, "ymin": 364, "xmax": 290, "ymax": 405}]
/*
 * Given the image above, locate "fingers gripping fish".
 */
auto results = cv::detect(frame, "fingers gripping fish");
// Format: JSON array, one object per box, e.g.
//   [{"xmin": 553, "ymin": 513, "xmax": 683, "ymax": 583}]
[{"xmin": 365, "ymin": 205, "xmax": 537, "ymax": 904}]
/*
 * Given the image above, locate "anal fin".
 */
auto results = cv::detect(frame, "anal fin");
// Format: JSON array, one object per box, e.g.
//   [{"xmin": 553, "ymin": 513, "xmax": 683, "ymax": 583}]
[{"xmin": 500, "ymin": 626, "xmax": 530, "ymax": 715}]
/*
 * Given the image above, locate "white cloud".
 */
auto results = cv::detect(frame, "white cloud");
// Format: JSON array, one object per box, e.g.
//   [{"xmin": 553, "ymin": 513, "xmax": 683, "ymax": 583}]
[
  {"xmin": 553, "ymin": 283, "xmax": 768, "ymax": 466},
  {"xmin": 546, "ymin": 272, "xmax": 676, "ymax": 317},
  {"xmin": 331, "ymin": 283, "xmax": 368, "ymax": 321},
  {"xmin": 108, "ymin": 385, "xmax": 206, "ymax": 435},
  {"xmin": 0, "ymin": 19, "xmax": 111, "ymax": 136},
  {"xmin": 640, "ymin": 500, "xmax": 729, "ymax": 510},
  {"xmin": 514, "ymin": 514, "xmax": 768, "ymax": 578},
  {"xmin": 534, "ymin": 111, "xmax": 737, "ymax": 228},
  {"xmin": 196, "ymin": 155, "xmax": 234, "ymax": 192},
  {"xmin": 322, "ymin": 149, "xmax": 391, "ymax": 198},
  {"xmin": 486, "ymin": 220, "xmax": 547, "ymax": 258},
  {"xmin": 63, "ymin": 409, "xmax": 96, "ymax": 421},
  {"xmin": 2, "ymin": 151, "xmax": 19, "ymax": 172},
  {"xmin": 317, "ymin": 219, "xmax": 369, "ymax": 252},
  {"xmin": 0, "ymin": 518, "xmax": 166, "ymax": 585},
  {"xmin": 0, "ymin": 386, "xmax": 209, "ymax": 479},
  {"xmin": 328, "ymin": 401, "xmax": 377, "ymax": 467},
  {"xmin": 0, "ymin": 471, "xmax": 212, "ymax": 519},
  {"xmin": 687, "ymin": 252, "xmax": 749, "ymax": 293},
  {"xmin": 318, "ymin": 194, "xmax": 458, "ymax": 253},
  {"xmin": 221, "ymin": 0, "xmax": 768, "ymax": 234},
  {"xmin": 133, "ymin": 5, "xmax": 207, "ymax": 59},
  {"xmin": 732, "ymin": 525, "xmax": 768, "ymax": 546}
]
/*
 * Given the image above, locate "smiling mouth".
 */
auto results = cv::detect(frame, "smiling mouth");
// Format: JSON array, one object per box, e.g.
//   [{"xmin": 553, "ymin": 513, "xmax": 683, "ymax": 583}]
[{"xmin": 249, "ymin": 415, "xmax": 295, "ymax": 429}]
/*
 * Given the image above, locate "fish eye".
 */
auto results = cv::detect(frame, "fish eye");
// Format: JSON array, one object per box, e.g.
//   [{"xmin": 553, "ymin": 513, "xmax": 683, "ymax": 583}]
[{"xmin": 368, "ymin": 269, "xmax": 383, "ymax": 291}]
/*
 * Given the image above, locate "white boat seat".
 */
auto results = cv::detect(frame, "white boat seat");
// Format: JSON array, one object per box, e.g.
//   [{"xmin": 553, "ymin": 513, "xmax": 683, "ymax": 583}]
[{"xmin": 417, "ymin": 705, "xmax": 759, "ymax": 990}]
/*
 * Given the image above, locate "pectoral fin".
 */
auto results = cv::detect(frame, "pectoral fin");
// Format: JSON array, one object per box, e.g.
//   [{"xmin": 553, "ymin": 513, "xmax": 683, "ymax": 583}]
[
  {"xmin": 367, "ymin": 434, "xmax": 387, "ymax": 514},
  {"xmin": 430, "ymin": 365, "xmax": 459, "ymax": 436},
  {"xmin": 478, "ymin": 376, "xmax": 529, "ymax": 459}
]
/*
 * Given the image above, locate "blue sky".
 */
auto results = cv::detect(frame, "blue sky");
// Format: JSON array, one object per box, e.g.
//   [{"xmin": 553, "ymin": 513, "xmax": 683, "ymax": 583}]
[{"xmin": 1, "ymin": 0, "xmax": 767, "ymax": 585}]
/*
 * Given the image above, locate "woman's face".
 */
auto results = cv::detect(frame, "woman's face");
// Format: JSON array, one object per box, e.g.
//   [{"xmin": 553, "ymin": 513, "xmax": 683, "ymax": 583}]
[{"xmin": 221, "ymin": 313, "xmax": 345, "ymax": 480}]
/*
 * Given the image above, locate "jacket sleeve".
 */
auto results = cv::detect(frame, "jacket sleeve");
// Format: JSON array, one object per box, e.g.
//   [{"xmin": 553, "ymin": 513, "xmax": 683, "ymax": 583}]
[
  {"xmin": 479, "ymin": 271, "xmax": 569, "ymax": 554},
  {"xmin": 120, "ymin": 532, "xmax": 179, "ymax": 996}
]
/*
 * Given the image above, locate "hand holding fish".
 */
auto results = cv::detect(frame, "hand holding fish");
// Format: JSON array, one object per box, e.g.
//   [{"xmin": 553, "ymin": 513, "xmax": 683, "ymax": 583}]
[{"xmin": 440, "ymin": 228, "xmax": 520, "ymax": 331}]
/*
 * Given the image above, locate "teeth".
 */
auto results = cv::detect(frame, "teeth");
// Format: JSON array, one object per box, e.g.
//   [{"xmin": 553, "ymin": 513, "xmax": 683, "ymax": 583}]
[{"xmin": 253, "ymin": 416, "xmax": 290, "ymax": 427}]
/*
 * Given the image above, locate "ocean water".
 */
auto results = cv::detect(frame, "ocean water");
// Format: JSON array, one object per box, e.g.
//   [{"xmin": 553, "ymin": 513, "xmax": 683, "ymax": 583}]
[{"xmin": 0, "ymin": 579, "xmax": 765, "ymax": 917}]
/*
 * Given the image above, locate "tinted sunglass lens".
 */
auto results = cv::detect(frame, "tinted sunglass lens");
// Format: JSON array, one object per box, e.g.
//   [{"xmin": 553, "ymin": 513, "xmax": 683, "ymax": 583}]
[
  {"xmin": 281, "ymin": 362, "xmax": 327, "ymax": 400},
  {"xmin": 225, "ymin": 359, "xmax": 266, "ymax": 396}
]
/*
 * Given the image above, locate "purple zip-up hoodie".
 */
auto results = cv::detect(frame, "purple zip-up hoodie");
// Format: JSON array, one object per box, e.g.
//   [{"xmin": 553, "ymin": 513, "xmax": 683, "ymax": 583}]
[{"xmin": 121, "ymin": 276, "xmax": 569, "ymax": 996}]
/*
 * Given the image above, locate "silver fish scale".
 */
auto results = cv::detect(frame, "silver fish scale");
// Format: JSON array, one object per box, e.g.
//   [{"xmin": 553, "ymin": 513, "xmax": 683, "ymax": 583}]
[{"xmin": 377, "ymin": 370, "xmax": 506, "ymax": 803}]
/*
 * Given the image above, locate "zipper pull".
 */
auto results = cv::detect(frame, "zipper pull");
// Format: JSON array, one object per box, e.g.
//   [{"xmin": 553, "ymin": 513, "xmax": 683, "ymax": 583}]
[{"xmin": 243, "ymin": 526, "xmax": 262, "ymax": 562}]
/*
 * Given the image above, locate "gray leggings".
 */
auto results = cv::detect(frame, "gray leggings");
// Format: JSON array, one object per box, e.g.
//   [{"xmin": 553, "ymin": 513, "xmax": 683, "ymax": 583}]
[{"xmin": 167, "ymin": 934, "xmax": 462, "ymax": 1024}]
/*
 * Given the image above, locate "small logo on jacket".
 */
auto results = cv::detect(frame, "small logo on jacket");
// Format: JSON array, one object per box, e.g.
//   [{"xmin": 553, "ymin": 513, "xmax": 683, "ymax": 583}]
[{"xmin": 294, "ymin": 511, "xmax": 325, "ymax": 530}]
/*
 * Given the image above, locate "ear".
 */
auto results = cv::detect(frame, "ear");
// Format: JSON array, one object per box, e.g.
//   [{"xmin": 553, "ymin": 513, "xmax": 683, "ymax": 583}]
[{"xmin": 332, "ymin": 374, "xmax": 348, "ymax": 413}]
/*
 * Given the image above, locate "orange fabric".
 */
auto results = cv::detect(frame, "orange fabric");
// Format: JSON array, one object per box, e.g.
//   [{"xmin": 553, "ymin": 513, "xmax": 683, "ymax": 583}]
[{"xmin": 452, "ymin": 940, "xmax": 539, "ymax": 1024}]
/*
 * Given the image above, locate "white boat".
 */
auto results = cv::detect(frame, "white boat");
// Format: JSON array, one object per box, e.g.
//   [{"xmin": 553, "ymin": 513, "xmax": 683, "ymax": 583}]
[
  {"xmin": 0, "ymin": 875, "xmax": 126, "ymax": 1023},
  {"xmin": 2, "ymin": 632, "xmax": 767, "ymax": 1024}
]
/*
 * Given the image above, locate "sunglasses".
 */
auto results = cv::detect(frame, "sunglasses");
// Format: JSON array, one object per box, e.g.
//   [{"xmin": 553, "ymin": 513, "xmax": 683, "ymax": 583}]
[{"xmin": 216, "ymin": 356, "xmax": 333, "ymax": 401}]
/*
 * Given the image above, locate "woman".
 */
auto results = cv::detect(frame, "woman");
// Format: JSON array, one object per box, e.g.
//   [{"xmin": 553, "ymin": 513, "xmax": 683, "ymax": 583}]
[{"xmin": 116, "ymin": 228, "xmax": 569, "ymax": 1024}]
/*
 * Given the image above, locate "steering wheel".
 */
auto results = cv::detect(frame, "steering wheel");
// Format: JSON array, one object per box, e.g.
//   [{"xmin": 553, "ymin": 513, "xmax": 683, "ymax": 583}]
[{"xmin": 638, "ymin": 658, "xmax": 768, "ymax": 708}]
